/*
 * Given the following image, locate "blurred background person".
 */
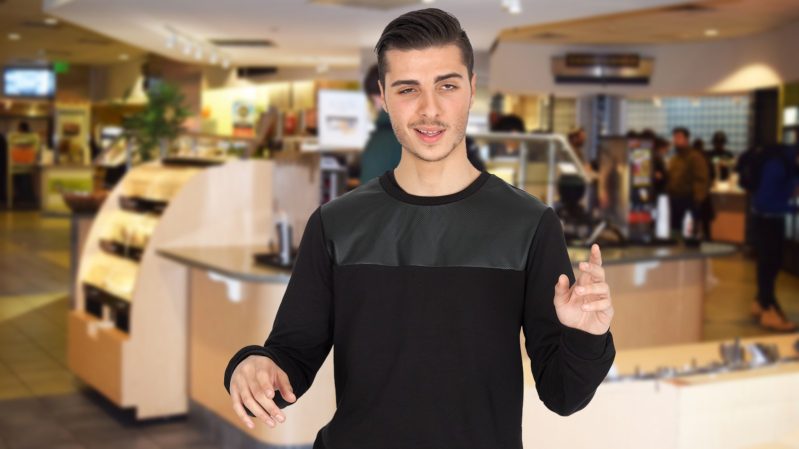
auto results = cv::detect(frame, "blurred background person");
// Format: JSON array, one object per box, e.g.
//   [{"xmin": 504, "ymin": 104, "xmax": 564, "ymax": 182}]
[
  {"xmin": 359, "ymin": 64, "xmax": 402, "ymax": 185},
  {"xmin": 709, "ymin": 130, "xmax": 735, "ymax": 181},
  {"xmin": 489, "ymin": 113, "xmax": 526, "ymax": 158},
  {"xmin": 666, "ymin": 126, "xmax": 709, "ymax": 239},
  {"xmin": 693, "ymin": 137, "xmax": 716, "ymax": 240},
  {"xmin": 749, "ymin": 144, "xmax": 799, "ymax": 331}
]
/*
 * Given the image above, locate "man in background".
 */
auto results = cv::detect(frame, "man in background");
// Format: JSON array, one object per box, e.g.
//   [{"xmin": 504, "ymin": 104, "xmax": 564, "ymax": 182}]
[
  {"xmin": 358, "ymin": 64, "xmax": 402, "ymax": 184},
  {"xmin": 666, "ymin": 126, "xmax": 709, "ymax": 238}
]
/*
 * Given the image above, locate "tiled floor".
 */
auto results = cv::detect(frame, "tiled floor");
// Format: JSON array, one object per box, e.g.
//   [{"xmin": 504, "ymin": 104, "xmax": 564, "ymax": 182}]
[
  {"xmin": 0, "ymin": 210, "xmax": 798, "ymax": 448},
  {"xmin": 0, "ymin": 212, "xmax": 221, "ymax": 449}
]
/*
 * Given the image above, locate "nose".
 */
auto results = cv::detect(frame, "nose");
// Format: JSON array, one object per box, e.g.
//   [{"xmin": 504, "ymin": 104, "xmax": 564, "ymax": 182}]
[{"xmin": 416, "ymin": 89, "xmax": 441, "ymax": 119}]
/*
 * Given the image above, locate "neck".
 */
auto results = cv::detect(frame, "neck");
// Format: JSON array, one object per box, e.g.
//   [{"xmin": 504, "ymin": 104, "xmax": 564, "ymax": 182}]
[{"xmin": 393, "ymin": 143, "xmax": 481, "ymax": 196}]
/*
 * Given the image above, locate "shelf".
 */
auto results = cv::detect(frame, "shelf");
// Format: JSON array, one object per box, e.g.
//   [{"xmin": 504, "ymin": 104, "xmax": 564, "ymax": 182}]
[
  {"xmin": 99, "ymin": 238, "xmax": 144, "ymax": 262},
  {"xmin": 83, "ymin": 282, "xmax": 131, "ymax": 333},
  {"xmin": 119, "ymin": 195, "xmax": 168, "ymax": 215}
]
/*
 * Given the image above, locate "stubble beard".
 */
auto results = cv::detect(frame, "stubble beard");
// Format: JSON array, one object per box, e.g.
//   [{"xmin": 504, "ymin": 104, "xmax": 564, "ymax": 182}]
[{"xmin": 390, "ymin": 112, "xmax": 469, "ymax": 163}]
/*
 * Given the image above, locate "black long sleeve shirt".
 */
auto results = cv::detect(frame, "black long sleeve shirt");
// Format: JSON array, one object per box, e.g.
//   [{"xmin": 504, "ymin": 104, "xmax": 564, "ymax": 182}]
[{"xmin": 224, "ymin": 169, "xmax": 616, "ymax": 449}]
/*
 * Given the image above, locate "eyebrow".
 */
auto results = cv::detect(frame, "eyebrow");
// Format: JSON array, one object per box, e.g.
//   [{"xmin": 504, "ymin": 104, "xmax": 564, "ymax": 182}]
[{"xmin": 390, "ymin": 72, "xmax": 464, "ymax": 88}]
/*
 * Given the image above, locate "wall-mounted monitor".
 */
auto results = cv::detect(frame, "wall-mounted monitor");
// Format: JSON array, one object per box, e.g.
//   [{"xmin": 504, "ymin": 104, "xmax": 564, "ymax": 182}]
[{"xmin": 3, "ymin": 66, "xmax": 56, "ymax": 98}]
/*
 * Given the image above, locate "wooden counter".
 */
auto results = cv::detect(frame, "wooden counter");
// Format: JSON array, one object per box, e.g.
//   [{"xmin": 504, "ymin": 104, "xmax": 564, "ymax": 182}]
[{"xmin": 162, "ymin": 240, "xmax": 740, "ymax": 447}]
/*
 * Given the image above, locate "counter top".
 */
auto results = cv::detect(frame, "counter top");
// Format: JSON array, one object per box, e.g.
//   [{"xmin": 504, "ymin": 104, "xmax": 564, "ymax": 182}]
[
  {"xmin": 159, "ymin": 241, "xmax": 737, "ymax": 284},
  {"xmin": 158, "ymin": 246, "xmax": 291, "ymax": 283},
  {"xmin": 567, "ymin": 241, "xmax": 737, "ymax": 266}
]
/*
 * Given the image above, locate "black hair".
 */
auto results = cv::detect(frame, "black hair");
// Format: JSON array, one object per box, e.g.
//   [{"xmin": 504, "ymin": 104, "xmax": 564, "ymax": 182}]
[
  {"xmin": 692, "ymin": 138, "xmax": 705, "ymax": 151},
  {"xmin": 363, "ymin": 64, "xmax": 381, "ymax": 98},
  {"xmin": 493, "ymin": 114, "xmax": 526, "ymax": 132},
  {"xmin": 374, "ymin": 8, "xmax": 474, "ymax": 89},
  {"xmin": 712, "ymin": 130, "xmax": 727, "ymax": 147},
  {"xmin": 18, "ymin": 121, "xmax": 30, "ymax": 133},
  {"xmin": 672, "ymin": 126, "xmax": 690, "ymax": 139},
  {"xmin": 654, "ymin": 136, "xmax": 669, "ymax": 151}
]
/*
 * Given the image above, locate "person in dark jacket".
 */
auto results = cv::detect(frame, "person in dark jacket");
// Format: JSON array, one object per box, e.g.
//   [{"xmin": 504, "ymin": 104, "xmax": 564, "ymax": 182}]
[
  {"xmin": 708, "ymin": 131, "xmax": 735, "ymax": 181},
  {"xmin": 692, "ymin": 137, "xmax": 715, "ymax": 240},
  {"xmin": 748, "ymin": 144, "xmax": 799, "ymax": 331},
  {"xmin": 652, "ymin": 136, "xmax": 669, "ymax": 197},
  {"xmin": 359, "ymin": 64, "xmax": 403, "ymax": 184},
  {"xmin": 666, "ymin": 127, "xmax": 709, "ymax": 237}
]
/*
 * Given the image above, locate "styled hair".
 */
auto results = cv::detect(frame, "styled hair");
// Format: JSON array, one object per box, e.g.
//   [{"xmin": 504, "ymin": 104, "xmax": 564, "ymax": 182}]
[
  {"xmin": 672, "ymin": 126, "xmax": 691, "ymax": 139},
  {"xmin": 363, "ymin": 64, "xmax": 381, "ymax": 98},
  {"xmin": 374, "ymin": 8, "xmax": 474, "ymax": 89}
]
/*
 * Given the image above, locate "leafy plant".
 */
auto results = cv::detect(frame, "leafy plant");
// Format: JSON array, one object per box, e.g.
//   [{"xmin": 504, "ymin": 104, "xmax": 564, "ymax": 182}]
[{"xmin": 123, "ymin": 82, "xmax": 190, "ymax": 162}]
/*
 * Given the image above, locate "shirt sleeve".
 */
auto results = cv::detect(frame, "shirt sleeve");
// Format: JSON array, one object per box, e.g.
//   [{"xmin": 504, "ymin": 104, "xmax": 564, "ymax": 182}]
[
  {"xmin": 223, "ymin": 205, "xmax": 334, "ymax": 411},
  {"xmin": 521, "ymin": 206, "xmax": 616, "ymax": 416}
]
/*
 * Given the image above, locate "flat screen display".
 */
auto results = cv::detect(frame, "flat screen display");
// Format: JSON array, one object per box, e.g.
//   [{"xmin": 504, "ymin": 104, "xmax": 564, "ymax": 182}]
[{"xmin": 3, "ymin": 67, "xmax": 56, "ymax": 98}]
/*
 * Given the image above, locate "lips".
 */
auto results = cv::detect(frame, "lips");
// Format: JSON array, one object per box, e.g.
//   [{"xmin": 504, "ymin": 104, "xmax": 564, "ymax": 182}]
[{"xmin": 414, "ymin": 127, "xmax": 445, "ymax": 144}]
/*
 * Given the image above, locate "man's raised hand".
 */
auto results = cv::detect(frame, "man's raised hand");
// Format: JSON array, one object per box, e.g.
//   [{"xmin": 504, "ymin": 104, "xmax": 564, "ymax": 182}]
[{"xmin": 552, "ymin": 243, "xmax": 614, "ymax": 335}]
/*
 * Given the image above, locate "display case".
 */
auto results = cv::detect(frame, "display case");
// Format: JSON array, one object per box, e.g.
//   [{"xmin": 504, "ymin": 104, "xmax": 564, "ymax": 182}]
[{"xmin": 68, "ymin": 155, "xmax": 321, "ymax": 419}]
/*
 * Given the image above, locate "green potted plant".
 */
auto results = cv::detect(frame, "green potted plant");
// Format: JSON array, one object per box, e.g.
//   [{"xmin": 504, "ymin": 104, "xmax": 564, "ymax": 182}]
[{"xmin": 123, "ymin": 82, "xmax": 190, "ymax": 162}]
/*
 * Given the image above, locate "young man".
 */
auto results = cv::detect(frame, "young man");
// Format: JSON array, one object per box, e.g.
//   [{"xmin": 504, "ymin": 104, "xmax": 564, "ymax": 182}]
[{"xmin": 224, "ymin": 8, "xmax": 616, "ymax": 448}]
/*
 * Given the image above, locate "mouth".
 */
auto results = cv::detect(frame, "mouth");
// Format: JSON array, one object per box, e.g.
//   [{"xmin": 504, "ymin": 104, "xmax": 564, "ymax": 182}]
[{"xmin": 414, "ymin": 127, "xmax": 445, "ymax": 144}]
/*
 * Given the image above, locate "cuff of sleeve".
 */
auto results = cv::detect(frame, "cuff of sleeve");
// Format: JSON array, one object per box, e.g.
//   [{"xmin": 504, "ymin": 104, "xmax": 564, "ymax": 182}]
[{"xmin": 561, "ymin": 325, "xmax": 610, "ymax": 361}]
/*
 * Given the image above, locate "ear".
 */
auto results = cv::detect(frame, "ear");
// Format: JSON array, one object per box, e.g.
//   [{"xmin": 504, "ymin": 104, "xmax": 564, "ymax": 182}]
[
  {"xmin": 469, "ymin": 72, "xmax": 477, "ymax": 109},
  {"xmin": 378, "ymin": 80, "xmax": 387, "ymax": 113}
]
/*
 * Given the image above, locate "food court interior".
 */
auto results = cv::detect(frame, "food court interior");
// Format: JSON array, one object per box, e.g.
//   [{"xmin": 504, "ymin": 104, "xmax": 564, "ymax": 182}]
[{"xmin": 1, "ymin": 0, "xmax": 799, "ymax": 448}]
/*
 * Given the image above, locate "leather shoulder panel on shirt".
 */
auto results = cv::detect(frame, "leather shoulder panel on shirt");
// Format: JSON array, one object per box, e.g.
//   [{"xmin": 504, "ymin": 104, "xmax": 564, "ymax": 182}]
[{"xmin": 319, "ymin": 174, "xmax": 549, "ymax": 270}]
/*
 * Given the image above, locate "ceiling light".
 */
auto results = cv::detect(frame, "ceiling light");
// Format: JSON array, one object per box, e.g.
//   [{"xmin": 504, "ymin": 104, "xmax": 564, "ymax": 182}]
[
  {"xmin": 421, "ymin": 0, "xmax": 435, "ymax": 3},
  {"xmin": 8, "ymin": 33, "xmax": 21, "ymax": 41},
  {"xmin": 44, "ymin": 17, "xmax": 59, "ymax": 26},
  {"xmin": 166, "ymin": 33, "xmax": 176, "ymax": 49},
  {"xmin": 119, "ymin": 53, "xmax": 129, "ymax": 61},
  {"xmin": 507, "ymin": 0, "xmax": 522, "ymax": 14},
  {"xmin": 705, "ymin": 29, "xmax": 718, "ymax": 37},
  {"xmin": 194, "ymin": 47, "xmax": 203, "ymax": 60}
]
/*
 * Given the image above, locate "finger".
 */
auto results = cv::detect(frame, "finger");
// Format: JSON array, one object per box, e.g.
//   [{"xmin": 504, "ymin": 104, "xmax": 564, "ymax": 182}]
[
  {"xmin": 255, "ymin": 372, "xmax": 286, "ymax": 423},
  {"xmin": 251, "ymin": 387, "xmax": 283, "ymax": 425},
  {"xmin": 589, "ymin": 243, "xmax": 603, "ymax": 267},
  {"xmin": 230, "ymin": 384, "xmax": 255, "ymax": 429},
  {"xmin": 275, "ymin": 370, "xmax": 297, "ymax": 403},
  {"xmin": 239, "ymin": 383, "xmax": 275, "ymax": 427},
  {"xmin": 581, "ymin": 298, "xmax": 613, "ymax": 312},
  {"xmin": 574, "ymin": 283, "xmax": 609, "ymax": 298},
  {"xmin": 553, "ymin": 274, "xmax": 571, "ymax": 306},
  {"xmin": 578, "ymin": 262, "xmax": 605, "ymax": 283}
]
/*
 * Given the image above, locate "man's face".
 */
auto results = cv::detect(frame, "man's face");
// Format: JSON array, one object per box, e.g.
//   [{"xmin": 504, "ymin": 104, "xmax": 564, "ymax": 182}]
[
  {"xmin": 379, "ymin": 44, "xmax": 476, "ymax": 163},
  {"xmin": 672, "ymin": 132, "xmax": 688, "ymax": 148}
]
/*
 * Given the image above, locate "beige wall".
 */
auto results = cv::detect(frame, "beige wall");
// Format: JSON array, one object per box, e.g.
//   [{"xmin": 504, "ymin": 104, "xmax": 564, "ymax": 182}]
[{"xmin": 490, "ymin": 19, "xmax": 799, "ymax": 96}]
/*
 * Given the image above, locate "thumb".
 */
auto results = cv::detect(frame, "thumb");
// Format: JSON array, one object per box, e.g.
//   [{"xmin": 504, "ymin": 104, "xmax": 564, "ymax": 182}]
[
  {"xmin": 553, "ymin": 274, "xmax": 571, "ymax": 307},
  {"xmin": 275, "ymin": 370, "xmax": 296, "ymax": 403}
]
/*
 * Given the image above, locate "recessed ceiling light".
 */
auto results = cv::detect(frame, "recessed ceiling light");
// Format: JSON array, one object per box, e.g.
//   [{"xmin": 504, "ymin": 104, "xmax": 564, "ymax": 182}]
[
  {"xmin": 44, "ymin": 17, "xmax": 59, "ymax": 25},
  {"xmin": 8, "ymin": 33, "xmax": 21, "ymax": 41},
  {"xmin": 119, "ymin": 53, "xmax": 130, "ymax": 61},
  {"xmin": 421, "ymin": 0, "xmax": 435, "ymax": 3},
  {"xmin": 705, "ymin": 29, "xmax": 719, "ymax": 37}
]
